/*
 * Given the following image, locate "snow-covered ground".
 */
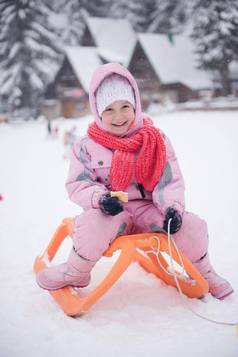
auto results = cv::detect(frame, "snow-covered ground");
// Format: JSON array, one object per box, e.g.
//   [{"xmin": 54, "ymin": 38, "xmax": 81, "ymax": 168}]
[{"xmin": 0, "ymin": 111, "xmax": 238, "ymax": 357}]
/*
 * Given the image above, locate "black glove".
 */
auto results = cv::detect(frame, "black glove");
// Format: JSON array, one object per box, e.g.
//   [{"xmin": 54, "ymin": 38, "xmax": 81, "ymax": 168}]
[
  {"xmin": 163, "ymin": 207, "xmax": 182, "ymax": 234},
  {"xmin": 99, "ymin": 193, "xmax": 124, "ymax": 216}
]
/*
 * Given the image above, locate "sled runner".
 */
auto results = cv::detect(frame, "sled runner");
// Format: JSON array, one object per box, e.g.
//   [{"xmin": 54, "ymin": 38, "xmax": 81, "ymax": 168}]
[{"xmin": 34, "ymin": 218, "xmax": 209, "ymax": 316}]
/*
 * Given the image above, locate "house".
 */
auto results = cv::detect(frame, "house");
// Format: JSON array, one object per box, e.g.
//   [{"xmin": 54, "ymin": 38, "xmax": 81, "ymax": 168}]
[
  {"xmin": 58, "ymin": 47, "xmax": 102, "ymax": 118},
  {"xmin": 129, "ymin": 33, "xmax": 212, "ymax": 107},
  {"xmin": 85, "ymin": 17, "xmax": 136, "ymax": 66},
  {"xmin": 44, "ymin": 17, "xmax": 137, "ymax": 118},
  {"xmin": 128, "ymin": 39, "xmax": 161, "ymax": 109},
  {"xmin": 44, "ymin": 46, "xmax": 102, "ymax": 118},
  {"xmin": 44, "ymin": 17, "xmax": 214, "ymax": 118}
]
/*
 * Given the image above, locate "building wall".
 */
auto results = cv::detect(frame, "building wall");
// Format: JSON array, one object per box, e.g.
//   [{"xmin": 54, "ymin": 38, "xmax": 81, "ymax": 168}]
[
  {"xmin": 61, "ymin": 96, "xmax": 89, "ymax": 118},
  {"xmin": 45, "ymin": 57, "xmax": 90, "ymax": 118},
  {"xmin": 159, "ymin": 83, "xmax": 199, "ymax": 103},
  {"xmin": 128, "ymin": 42, "xmax": 160, "ymax": 109}
]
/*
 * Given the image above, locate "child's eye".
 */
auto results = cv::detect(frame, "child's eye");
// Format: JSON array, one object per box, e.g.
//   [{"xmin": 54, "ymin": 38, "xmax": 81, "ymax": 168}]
[
  {"xmin": 105, "ymin": 108, "xmax": 112, "ymax": 112},
  {"xmin": 122, "ymin": 105, "xmax": 129, "ymax": 109}
]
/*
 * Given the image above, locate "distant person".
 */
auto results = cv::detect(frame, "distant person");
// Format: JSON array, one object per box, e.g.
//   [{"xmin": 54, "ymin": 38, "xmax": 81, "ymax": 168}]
[
  {"xmin": 53, "ymin": 125, "xmax": 59, "ymax": 137},
  {"xmin": 47, "ymin": 118, "xmax": 52, "ymax": 135},
  {"xmin": 36, "ymin": 63, "xmax": 233, "ymax": 300},
  {"xmin": 63, "ymin": 126, "xmax": 77, "ymax": 147},
  {"xmin": 46, "ymin": 118, "xmax": 58, "ymax": 138},
  {"xmin": 63, "ymin": 126, "xmax": 77, "ymax": 159}
]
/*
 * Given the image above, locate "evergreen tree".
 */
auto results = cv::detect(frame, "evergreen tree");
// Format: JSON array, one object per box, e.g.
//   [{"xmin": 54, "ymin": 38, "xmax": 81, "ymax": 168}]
[
  {"xmin": 48, "ymin": 0, "xmax": 86, "ymax": 46},
  {"xmin": 0, "ymin": 0, "xmax": 62, "ymax": 118},
  {"xmin": 110, "ymin": 0, "xmax": 188, "ymax": 33},
  {"xmin": 82, "ymin": 0, "xmax": 112, "ymax": 18},
  {"xmin": 190, "ymin": 0, "xmax": 238, "ymax": 95},
  {"xmin": 0, "ymin": 0, "xmax": 20, "ymax": 114},
  {"xmin": 147, "ymin": 0, "xmax": 188, "ymax": 34},
  {"xmin": 110, "ymin": 0, "xmax": 158, "ymax": 32}
]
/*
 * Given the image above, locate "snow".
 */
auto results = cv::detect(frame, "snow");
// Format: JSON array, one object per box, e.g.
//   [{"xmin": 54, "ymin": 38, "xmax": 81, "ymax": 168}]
[
  {"xmin": 65, "ymin": 46, "xmax": 102, "ymax": 92},
  {"xmin": 86, "ymin": 17, "xmax": 136, "ymax": 67},
  {"xmin": 0, "ymin": 62, "xmax": 24, "ymax": 96},
  {"xmin": 4, "ymin": 10, "xmax": 15, "ymax": 25},
  {"xmin": 0, "ymin": 111, "xmax": 238, "ymax": 357},
  {"xmin": 31, "ymin": 22, "xmax": 58, "ymax": 42},
  {"xmin": 29, "ymin": 72, "xmax": 44, "ymax": 90},
  {"xmin": 19, "ymin": 9, "xmax": 26, "ymax": 20},
  {"xmin": 97, "ymin": 47, "xmax": 125, "ymax": 65},
  {"xmin": 35, "ymin": 59, "xmax": 60, "ymax": 79},
  {"xmin": 138, "ymin": 33, "xmax": 212, "ymax": 90},
  {"xmin": 230, "ymin": 61, "xmax": 238, "ymax": 79},
  {"xmin": 8, "ymin": 42, "xmax": 21, "ymax": 60},
  {"xmin": 48, "ymin": 13, "xmax": 68, "ymax": 30}
]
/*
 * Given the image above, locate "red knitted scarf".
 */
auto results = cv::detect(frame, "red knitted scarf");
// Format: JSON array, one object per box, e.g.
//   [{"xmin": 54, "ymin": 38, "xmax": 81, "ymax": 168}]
[{"xmin": 87, "ymin": 118, "xmax": 166, "ymax": 192}]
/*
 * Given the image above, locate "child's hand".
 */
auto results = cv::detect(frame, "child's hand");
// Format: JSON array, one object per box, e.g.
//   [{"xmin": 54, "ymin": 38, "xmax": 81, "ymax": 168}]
[
  {"xmin": 99, "ymin": 193, "xmax": 124, "ymax": 216},
  {"xmin": 163, "ymin": 207, "xmax": 182, "ymax": 234}
]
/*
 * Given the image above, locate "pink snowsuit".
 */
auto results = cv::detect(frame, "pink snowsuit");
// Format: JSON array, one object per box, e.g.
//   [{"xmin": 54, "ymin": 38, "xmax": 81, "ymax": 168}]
[{"xmin": 66, "ymin": 63, "xmax": 208, "ymax": 263}]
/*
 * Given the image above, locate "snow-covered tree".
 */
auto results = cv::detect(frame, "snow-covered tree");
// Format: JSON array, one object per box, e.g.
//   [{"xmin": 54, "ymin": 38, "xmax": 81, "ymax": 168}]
[
  {"xmin": 190, "ymin": 0, "xmax": 238, "ymax": 95},
  {"xmin": 48, "ymin": 0, "xmax": 86, "ymax": 46},
  {"xmin": 110, "ymin": 0, "xmax": 187, "ymax": 33},
  {"xmin": 0, "ymin": 0, "xmax": 62, "ymax": 118},
  {"xmin": 147, "ymin": 0, "xmax": 188, "ymax": 34},
  {"xmin": 82, "ymin": 0, "xmax": 112, "ymax": 18},
  {"xmin": 110, "ymin": 0, "xmax": 158, "ymax": 32}
]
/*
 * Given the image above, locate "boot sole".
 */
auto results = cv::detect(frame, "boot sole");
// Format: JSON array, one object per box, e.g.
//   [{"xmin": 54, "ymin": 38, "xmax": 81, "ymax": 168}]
[{"xmin": 36, "ymin": 274, "xmax": 89, "ymax": 291}]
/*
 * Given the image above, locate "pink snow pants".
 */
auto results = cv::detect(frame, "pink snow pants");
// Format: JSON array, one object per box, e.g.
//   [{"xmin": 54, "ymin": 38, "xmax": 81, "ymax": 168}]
[{"xmin": 73, "ymin": 200, "xmax": 208, "ymax": 263}]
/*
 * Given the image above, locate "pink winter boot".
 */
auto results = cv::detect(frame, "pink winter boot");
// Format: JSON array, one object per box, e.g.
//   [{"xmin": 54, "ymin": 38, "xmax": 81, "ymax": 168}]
[
  {"xmin": 36, "ymin": 248, "xmax": 96, "ymax": 290},
  {"xmin": 193, "ymin": 253, "xmax": 233, "ymax": 300}
]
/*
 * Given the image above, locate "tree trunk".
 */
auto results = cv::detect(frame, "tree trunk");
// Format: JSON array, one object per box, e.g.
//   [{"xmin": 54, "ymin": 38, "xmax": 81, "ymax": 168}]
[{"xmin": 219, "ymin": 64, "xmax": 232, "ymax": 96}]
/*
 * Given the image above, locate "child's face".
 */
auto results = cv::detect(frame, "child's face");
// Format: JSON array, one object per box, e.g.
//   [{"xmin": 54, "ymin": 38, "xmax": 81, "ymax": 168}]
[{"xmin": 101, "ymin": 100, "xmax": 135, "ymax": 136}]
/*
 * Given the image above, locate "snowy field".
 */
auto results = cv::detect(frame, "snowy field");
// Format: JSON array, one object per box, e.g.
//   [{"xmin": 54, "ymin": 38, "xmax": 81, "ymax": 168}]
[{"xmin": 0, "ymin": 111, "xmax": 238, "ymax": 357}]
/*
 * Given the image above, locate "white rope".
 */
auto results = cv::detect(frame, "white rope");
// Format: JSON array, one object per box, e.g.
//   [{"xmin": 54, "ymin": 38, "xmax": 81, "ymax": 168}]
[{"xmin": 146, "ymin": 219, "xmax": 238, "ymax": 328}]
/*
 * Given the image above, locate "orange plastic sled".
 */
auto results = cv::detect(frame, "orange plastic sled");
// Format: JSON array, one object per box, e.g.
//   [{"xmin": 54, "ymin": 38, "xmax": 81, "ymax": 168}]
[{"xmin": 34, "ymin": 218, "xmax": 209, "ymax": 316}]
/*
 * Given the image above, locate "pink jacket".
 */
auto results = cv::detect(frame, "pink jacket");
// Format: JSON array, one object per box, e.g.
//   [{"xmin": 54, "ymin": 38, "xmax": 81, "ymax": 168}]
[{"xmin": 66, "ymin": 63, "xmax": 185, "ymax": 216}]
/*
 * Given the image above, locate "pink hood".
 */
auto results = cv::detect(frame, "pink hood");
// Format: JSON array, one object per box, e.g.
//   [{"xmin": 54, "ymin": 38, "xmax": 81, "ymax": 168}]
[{"xmin": 89, "ymin": 62, "xmax": 143, "ymax": 136}]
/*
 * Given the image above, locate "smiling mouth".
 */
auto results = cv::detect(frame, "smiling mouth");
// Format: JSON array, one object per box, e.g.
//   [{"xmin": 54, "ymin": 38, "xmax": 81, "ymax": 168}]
[{"xmin": 112, "ymin": 121, "xmax": 127, "ymax": 127}]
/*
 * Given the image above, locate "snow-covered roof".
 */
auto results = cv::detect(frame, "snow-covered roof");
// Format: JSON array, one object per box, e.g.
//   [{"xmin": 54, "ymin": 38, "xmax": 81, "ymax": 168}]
[
  {"xmin": 85, "ymin": 17, "xmax": 136, "ymax": 67},
  {"xmin": 138, "ymin": 33, "xmax": 212, "ymax": 90},
  {"xmin": 97, "ymin": 47, "xmax": 125, "ymax": 65},
  {"xmin": 65, "ymin": 46, "xmax": 102, "ymax": 92}
]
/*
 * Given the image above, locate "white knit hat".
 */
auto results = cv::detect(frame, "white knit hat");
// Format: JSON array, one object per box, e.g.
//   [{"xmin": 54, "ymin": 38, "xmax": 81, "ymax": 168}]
[{"xmin": 95, "ymin": 74, "xmax": 136, "ymax": 117}]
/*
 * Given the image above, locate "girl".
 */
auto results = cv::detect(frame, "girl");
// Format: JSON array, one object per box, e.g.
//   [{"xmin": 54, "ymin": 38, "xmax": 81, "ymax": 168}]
[{"xmin": 36, "ymin": 63, "xmax": 233, "ymax": 300}]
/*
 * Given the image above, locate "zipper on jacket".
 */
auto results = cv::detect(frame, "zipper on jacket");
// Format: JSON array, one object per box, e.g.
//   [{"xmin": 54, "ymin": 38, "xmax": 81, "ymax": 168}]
[{"xmin": 137, "ymin": 183, "xmax": 145, "ymax": 199}]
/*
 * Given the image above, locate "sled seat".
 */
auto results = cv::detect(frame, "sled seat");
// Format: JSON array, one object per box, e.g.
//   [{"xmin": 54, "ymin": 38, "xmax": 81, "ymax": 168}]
[{"xmin": 34, "ymin": 218, "xmax": 209, "ymax": 316}]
